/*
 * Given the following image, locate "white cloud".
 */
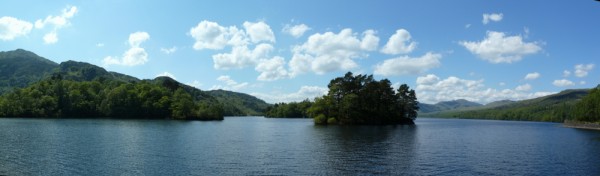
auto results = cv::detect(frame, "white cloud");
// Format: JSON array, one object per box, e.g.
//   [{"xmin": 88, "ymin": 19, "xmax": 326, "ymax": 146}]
[
  {"xmin": 374, "ymin": 52, "xmax": 442, "ymax": 76},
  {"xmin": 482, "ymin": 13, "xmax": 503, "ymax": 24},
  {"xmin": 574, "ymin": 64, "xmax": 594, "ymax": 77},
  {"xmin": 102, "ymin": 56, "xmax": 121, "ymax": 65},
  {"xmin": 361, "ymin": 30, "xmax": 379, "ymax": 51},
  {"xmin": 524, "ymin": 72, "xmax": 540, "ymax": 80},
  {"xmin": 380, "ymin": 29, "xmax": 417, "ymax": 55},
  {"xmin": 465, "ymin": 24, "xmax": 471, "ymax": 29},
  {"xmin": 288, "ymin": 53, "xmax": 313, "ymax": 77},
  {"xmin": 416, "ymin": 74, "xmax": 554, "ymax": 104},
  {"xmin": 283, "ymin": 24, "xmax": 311, "ymax": 38},
  {"xmin": 499, "ymin": 82, "xmax": 506, "ymax": 86},
  {"xmin": 121, "ymin": 47, "xmax": 148, "ymax": 66},
  {"xmin": 460, "ymin": 31, "xmax": 541, "ymax": 63},
  {"xmin": 35, "ymin": 6, "xmax": 78, "ymax": 44},
  {"xmin": 43, "ymin": 31, "xmax": 58, "ymax": 44},
  {"xmin": 212, "ymin": 43, "xmax": 273, "ymax": 69},
  {"xmin": 160, "ymin": 46, "xmax": 177, "ymax": 54},
  {"xmin": 290, "ymin": 28, "xmax": 376, "ymax": 75},
  {"xmin": 553, "ymin": 79, "xmax": 574, "ymax": 87},
  {"xmin": 156, "ymin": 72, "xmax": 176, "ymax": 80},
  {"xmin": 251, "ymin": 86, "xmax": 328, "ymax": 103},
  {"xmin": 515, "ymin": 83, "xmax": 532, "ymax": 91},
  {"xmin": 563, "ymin": 70, "xmax": 571, "ymax": 77},
  {"xmin": 243, "ymin": 21, "xmax": 275, "ymax": 43},
  {"xmin": 211, "ymin": 75, "xmax": 249, "ymax": 91},
  {"xmin": 189, "ymin": 20, "xmax": 248, "ymax": 50},
  {"xmin": 129, "ymin": 31, "xmax": 150, "ymax": 47},
  {"xmin": 0, "ymin": 16, "xmax": 33, "ymax": 41},
  {"xmin": 96, "ymin": 43, "xmax": 105, "ymax": 47},
  {"xmin": 580, "ymin": 81, "xmax": 586, "ymax": 85},
  {"xmin": 102, "ymin": 31, "xmax": 150, "ymax": 66},
  {"xmin": 191, "ymin": 20, "xmax": 280, "ymax": 72},
  {"xmin": 255, "ymin": 56, "xmax": 289, "ymax": 81}
]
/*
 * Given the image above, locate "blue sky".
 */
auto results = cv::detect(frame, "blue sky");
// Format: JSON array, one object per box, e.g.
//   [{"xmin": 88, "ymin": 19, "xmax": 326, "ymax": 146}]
[{"xmin": 1, "ymin": 0, "xmax": 599, "ymax": 104}]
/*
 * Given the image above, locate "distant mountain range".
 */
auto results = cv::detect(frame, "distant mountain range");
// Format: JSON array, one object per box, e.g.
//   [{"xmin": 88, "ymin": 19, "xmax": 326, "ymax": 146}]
[
  {"xmin": 419, "ymin": 89, "xmax": 590, "ymax": 122},
  {"xmin": 0, "ymin": 49, "xmax": 269, "ymax": 116}
]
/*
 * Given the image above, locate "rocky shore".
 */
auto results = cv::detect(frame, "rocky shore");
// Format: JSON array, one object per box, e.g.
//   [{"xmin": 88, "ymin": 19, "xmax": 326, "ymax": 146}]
[{"xmin": 563, "ymin": 120, "xmax": 600, "ymax": 130}]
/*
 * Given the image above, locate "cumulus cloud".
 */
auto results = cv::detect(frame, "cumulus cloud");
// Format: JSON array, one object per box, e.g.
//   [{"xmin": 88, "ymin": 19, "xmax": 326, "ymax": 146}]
[
  {"xmin": 374, "ymin": 52, "xmax": 441, "ymax": 76},
  {"xmin": 574, "ymin": 64, "xmax": 594, "ymax": 77},
  {"xmin": 102, "ymin": 31, "xmax": 150, "ymax": 66},
  {"xmin": 243, "ymin": 21, "xmax": 275, "ymax": 43},
  {"xmin": 189, "ymin": 20, "xmax": 248, "ymax": 50},
  {"xmin": 515, "ymin": 83, "xmax": 532, "ymax": 91},
  {"xmin": 251, "ymin": 86, "xmax": 328, "ymax": 103},
  {"xmin": 156, "ymin": 72, "xmax": 176, "ymax": 80},
  {"xmin": 212, "ymin": 43, "xmax": 273, "ymax": 69},
  {"xmin": 0, "ymin": 16, "xmax": 33, "ymax": 41},
  {"xmin": 524, "ymin": 72, "xmax": 540, "ymax": 80},
  {"xmin": 460, "ymin": 31, "xmax": 541, "ymax": 63},
  {"xmin": 34, "ymin": 6, "xmax": 77, "ymax": 44},
  {"xmin": 255, "ymin": 56, "xmax": 289, "ymax": 81},
  {"xmin": 361, "ymin": 30, "xmax": 380, "ymax": 51},
  {"xmin": 283, "ymin": 24, "xmax": 311, "ymax": 38},
  {"xmin": 160, "ymin": 46, "xmax": 177, "ymax": 54},
  {"xmin": 482, "ymin": 13, "xmax": 503, "ymax": 24},
  {"xmin": 211, "ymin": 75, "xmax": 249, "ymax": 91},
  {"xmin": 43, "ymin": 31, "xmax": 58, "ymax": 44},
  {"xmin": 190, "ymin": 20, "xmax": 282, "ymax": 74},
  {"xmin": 380, "ymin": 29, "xmax": 417, "ymax": 55},
  {"xmin": 416, "ymin": 74, "xmax": 554, "ymax": 104},
  {"xmin": 553, "ymin": 79, "xmax": 574, "ymax": 87},
  {"xmin": 289, "ymin": 28, "xmax": 377, "ymax": 75},
  {"xmin": 128, "ymin": 32, "xmax": 150, "ymax": 47}
]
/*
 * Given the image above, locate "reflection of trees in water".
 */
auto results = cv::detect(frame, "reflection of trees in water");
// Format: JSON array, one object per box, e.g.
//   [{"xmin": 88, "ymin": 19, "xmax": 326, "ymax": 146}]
[{"xmin": 310, "ymin": 125, "xmax": 419, "ymax": 175}]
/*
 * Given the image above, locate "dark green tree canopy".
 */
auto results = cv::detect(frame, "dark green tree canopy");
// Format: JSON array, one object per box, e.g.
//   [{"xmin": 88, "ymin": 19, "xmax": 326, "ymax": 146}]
[{"xmin": 308, "ymin": 72, "xmax": 418, "ymax": 125}]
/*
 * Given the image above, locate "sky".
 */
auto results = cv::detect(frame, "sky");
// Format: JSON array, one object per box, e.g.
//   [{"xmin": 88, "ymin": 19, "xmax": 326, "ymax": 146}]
[{"xmin": 1, "ymin": 0, "xmax": 599, "ymax": 104}]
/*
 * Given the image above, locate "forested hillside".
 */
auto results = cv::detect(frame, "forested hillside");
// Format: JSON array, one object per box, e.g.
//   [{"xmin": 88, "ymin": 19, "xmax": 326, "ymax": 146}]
[
  {"xmin": 0, "ymin": 49, "xmax": 269, "ymax": 118},
  {"xmin": 0, "ymin": 49, "xmax": 58, "ymax": 94},
  {"xmin": 426, "ymin": 89, "xmax": 590, "ymax": 122}
]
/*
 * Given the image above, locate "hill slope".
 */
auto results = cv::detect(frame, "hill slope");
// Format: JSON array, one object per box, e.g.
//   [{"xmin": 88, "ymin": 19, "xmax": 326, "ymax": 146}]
[
  {"xmin": 0, "ymin": 49, "xmax": 269, "ymax": 117},
  {"xmin": 424, "ymin": 89, "xmax": 590, "ymax": 122},
  {"xmin": 206, "ymin": 89, "xmax": 270, "ymax": 116},
  {"xmin": 0, "ymin": 49, "xmax": 58, "ymax": 94}
]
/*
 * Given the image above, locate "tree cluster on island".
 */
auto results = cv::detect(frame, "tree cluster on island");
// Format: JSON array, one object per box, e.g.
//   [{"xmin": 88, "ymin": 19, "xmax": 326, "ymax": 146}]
[{"xmin": 267, "ymin": 72, "xmax": 419, "ymax": 125}]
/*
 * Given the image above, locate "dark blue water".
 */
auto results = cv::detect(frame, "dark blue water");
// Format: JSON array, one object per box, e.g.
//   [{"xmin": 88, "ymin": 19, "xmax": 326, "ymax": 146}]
[{"xmin": 1, "ymin": 117, "xmax": 599, "ymax": 175}]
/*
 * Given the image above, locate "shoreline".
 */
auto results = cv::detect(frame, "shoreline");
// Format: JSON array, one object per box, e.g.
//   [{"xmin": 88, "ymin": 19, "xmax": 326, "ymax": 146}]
[{"xmin": 563, "ymin": 120, "xmax": 600, "ymax": 131}]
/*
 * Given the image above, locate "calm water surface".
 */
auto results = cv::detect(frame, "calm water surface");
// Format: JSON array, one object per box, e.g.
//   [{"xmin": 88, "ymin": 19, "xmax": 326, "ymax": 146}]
[{"xmin": 1, "ymin": 117, "xmax": 599, "ymax": 175}]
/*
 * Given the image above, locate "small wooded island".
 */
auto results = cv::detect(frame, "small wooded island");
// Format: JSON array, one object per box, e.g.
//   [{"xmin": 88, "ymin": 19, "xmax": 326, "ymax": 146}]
[{"xmin": 267, "ymin": 72, "xmax": 419, "ymax": 125}]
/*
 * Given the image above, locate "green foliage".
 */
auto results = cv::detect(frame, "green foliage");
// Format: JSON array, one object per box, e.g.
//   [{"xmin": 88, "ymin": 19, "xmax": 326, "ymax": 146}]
[
  {"xmin": 309, "ymin": 72, "xmax": 418, "ymax": 125},
  {"xmin": 264, "ymin": 99, "xmax": 313, "ymax": 118},
  {"xmin": 206, "ymin": 89, "xmax": 270, "ymax": 116},
  {"xmin": 326, "ymin": 117, "xmax": 337, "ymax": 124},
  {"xmin": 314, "ymin": 114, "xmax": 327, "ymax": 125},
  {"xmin": 0, "ymin": 76, "xmax": 224, "ymax": 120},
  {"xmin": 574, "ymin": 86, "xmax": 600, "ymax": 122}
]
